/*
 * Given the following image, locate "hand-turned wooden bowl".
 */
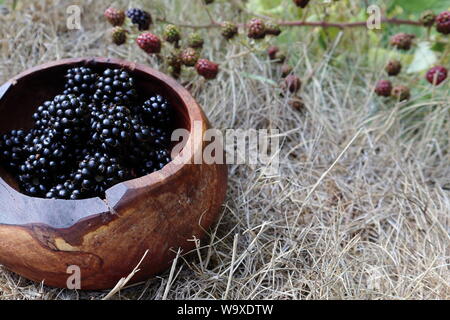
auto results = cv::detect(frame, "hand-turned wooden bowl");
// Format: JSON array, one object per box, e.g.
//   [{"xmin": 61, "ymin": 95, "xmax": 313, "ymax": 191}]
[{"xmin": 0, "ymin": 57, "xmax": 227, "ymax": 290}]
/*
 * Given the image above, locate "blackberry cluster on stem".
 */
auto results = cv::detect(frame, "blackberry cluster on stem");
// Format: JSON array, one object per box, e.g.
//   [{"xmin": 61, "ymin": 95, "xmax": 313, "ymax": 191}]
[{"xmin": 0, "ymin": 66, "xmax": 174, "ymax": 200}]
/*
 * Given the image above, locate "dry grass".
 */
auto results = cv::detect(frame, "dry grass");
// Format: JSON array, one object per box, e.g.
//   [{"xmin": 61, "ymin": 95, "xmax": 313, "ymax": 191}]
[{"xmin": 0, "ymin": 0, "xmax": 449, "ymax": 300}]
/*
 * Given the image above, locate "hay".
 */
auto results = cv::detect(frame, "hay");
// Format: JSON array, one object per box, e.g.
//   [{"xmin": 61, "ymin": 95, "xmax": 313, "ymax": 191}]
[{"xmin": 0, "ymin": 0, "xmax": 449, "ymax": 300}]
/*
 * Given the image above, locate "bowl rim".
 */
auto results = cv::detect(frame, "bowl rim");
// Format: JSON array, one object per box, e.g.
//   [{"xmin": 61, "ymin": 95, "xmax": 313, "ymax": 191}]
[{"xmin": 0, "ymin": 57, "xmax": 206, "ymax": 228}]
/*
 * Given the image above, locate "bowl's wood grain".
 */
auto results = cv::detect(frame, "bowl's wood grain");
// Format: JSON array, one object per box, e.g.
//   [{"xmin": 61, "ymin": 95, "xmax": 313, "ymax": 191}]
[{"xmin": 0, "ymin": 57, "xmax": 228, "ymax": 289}]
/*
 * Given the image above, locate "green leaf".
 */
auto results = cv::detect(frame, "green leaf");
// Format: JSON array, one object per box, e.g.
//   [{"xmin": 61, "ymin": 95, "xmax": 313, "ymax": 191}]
[
  {"xmin": 246, "ymin": 0, "xmax": 284, "ymax": 17},
  {"xmin": 389, "ymin": 0, "xmax": 450, "ymax": 14},
  {"xmin": 368, "ymin": 47, "xmax": 414, "ymax": 68},
  {"xmin": 406, "ymin": 42, "xmax": 437, "ymax": 73},
  {"xmin": 431, "ymin": 42, "xmax": 446, "ymax": 53}
]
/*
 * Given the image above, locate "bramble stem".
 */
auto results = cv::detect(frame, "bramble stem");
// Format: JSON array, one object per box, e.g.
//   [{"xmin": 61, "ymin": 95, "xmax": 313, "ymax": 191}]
[{"xmin": 160, "ymin": 17, "xmax": 423, "ymax": 29}]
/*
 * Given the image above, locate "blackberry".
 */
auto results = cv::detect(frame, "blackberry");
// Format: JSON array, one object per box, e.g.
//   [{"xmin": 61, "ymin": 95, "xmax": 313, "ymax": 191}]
[
  {"xmin": 385, "ymin": 60, "xmax": 402, "ymax": 76},
  {"xmin": 136, "ymin": 148, "xmax": 171, "ymax": 176},
  {"xmin": 111, "ymin": 26, "xmax": 127, "ymax": 46},
  {"xmin": 128, "ymin": 117, "xmax": 170, "ymax": 166},
  {"xmin": 375, "ymin": 80, "xmax": 392, "ymax": 97},
  {"xmin": 154, "ymin": 149, "xmax": 172, "ymax": 170},
  {"xmin": 51, "ymin": 94, "xmax": 89, "ymax": 142},
  {"xmin": 19, "ymin": 129, "xmax": 74, "ymax": 181},
  {"xmin": 390, "ymin": 33, "xmax": 415, "ymax": 51},
  {"xmin": 64, "ymin": 67, "xmax": 98, "ymax": 101},
  {"xmin": 391, "ymin": 85, "xmax": 410, "ymax": 101},
  {"xmin": 126, "ymin": 8, "xmax": 152, "ymax": 30},
  {"xmin": 282, "ymin": 75, "xmax": 302, "ymax": 93},
  {"xmin": 247, "ymin": 18, "xmax": 266, "ymax": 39},
  {"xmin": 426, "ymin": 66, "xmax": 448, "ymax": 85},
  {"xmin": 0, "ymin": 129, "xmax": 28, "ymax": 172},
  {"xmin": 90, "ymin": 104, "xmax": 133, "ymax": 152},
  {"xmin": 195, "ymin": 59, "xmax": 219, "ymax": 79},
  {"xmin": 73, "ymin": 152, "xmax": 129, "ymax": 197},
  {"xmin": 141, "ymin": 95, "xmax": 172, "ymax": 126},
  {"xmin": 46, "ymin": 181, "xmax": 80, "ymax": 200},
  {"xmin": 32, "ymin": 94, "xmax": 90, "ymax": 144},
  {"xmin": 221, "ymin": 21, "xmax": 238, "ymax": 40},
  {"xmin": 32, "ymin": 100, "xmax": 53, "ymax": 130},
  {"xmin": 436, "ymin": 11, "xmax": 450, "ymax": 34},
  {"xmin": 93, "ymin": 69, "xmax": 137, "ymax": 105}
]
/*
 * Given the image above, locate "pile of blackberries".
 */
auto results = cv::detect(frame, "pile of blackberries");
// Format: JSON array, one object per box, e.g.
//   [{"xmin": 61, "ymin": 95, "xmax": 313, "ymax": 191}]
[{"xmin": 0, "ymin": 67, "xmax": 173, "ymax": 200}]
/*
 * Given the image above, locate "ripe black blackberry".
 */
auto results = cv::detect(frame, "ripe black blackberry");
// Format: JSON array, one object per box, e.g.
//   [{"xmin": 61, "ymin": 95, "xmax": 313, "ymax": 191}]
[
  {"xmin": 32, "ymin": 94, "xmax": 90, "ymax": 144},
  {"xmin": 32, "ymin": 100, "xmax": 53, "ymax": 130},
  {"xmin": 46, "ymin": 181, "xmax": 81, "ymax": 200},
  {"xmin": 136, "ymin": 148, "xmax": 171, "ymax": 176},
  {"xmin": 0, "ymin": 129, "xmax": 29, "ymax": 172},
  {"xmin": 93, "ymin": 69, "xmax": 137, "ymax": 105},
  {"xmin": 126, "ymin": 8, "xmax": 152, "ymax": 30},
  {"xmin": 64, "ymin": 67, "xmax": 98, "ymax": 101},
  {"xmin": 141, "ymin": 95, "xmax": 172, "ymax": 126},
  {"xmin": 20, "ymin": 128, "xmax": 75, "ymax": 177},
  {"xmin": 128, "ymin": 117, "xmax": 157, "ymax": 166},
  {"xmin": 154, "ymin": 149, "xmax": 171, "ymax": 170},
  {"xmin": 73, "ymin": 152, "xmax": 129, "ymax": 197},
  {"xmin": 50, "ymin": 94, "xmax": 90, "ymax": 142},
  {"xmin": 90, "ymin": 104, "xmax": 133, "ymax": 152}
]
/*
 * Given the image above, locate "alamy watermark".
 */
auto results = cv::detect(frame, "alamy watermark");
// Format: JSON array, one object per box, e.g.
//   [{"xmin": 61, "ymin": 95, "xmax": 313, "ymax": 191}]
[
  {"xmin": 66, "ymin": 5, "xmax": 81, "ymax": 30},
  {"xmin": 66, "ymin": 265, "xmax": 81, "ymax": 290},
  {"xmin": 170, "ymin": 121, "xmax": 281, "ymax": 175}
]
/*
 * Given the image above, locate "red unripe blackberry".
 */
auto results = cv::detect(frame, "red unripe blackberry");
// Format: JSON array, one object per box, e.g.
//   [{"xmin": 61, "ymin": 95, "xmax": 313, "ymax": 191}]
[
  {"xmin": 195, "ymin": 59, "xmax": 219, "ymax": 79},
  {"xmin": 137, "ymin": 32, "xmax": 161, "ymax": 54},
  {"xmin": 374, "ymin": 80, "xmax": 392, "ymax": 97},
  {"xmin": 104, "ymin": 7, "xmax": 125, "ymax": 27},
  {"xmin": 283, "ymin": 75, "xmax": 301, "ymax": 93},
  {"xmin": 385, "ymin": 60, "xmax": 402, "ymax": 76},
  {"xmin": 391, "ymin": 85, "xmax": 410, "ymax": 101},
  {"xmin": 126, "ymin": 8, "xmax": 152, "ymax": 31},
  {"xmin": 426, "ymin": 66, "xmax": 448, "ymax": 85},
  {"xmin": 436, "ymin": 11, "xmax": 450, "ymax": 34},
  {"xmin": 247, "ymin": 18, "xmax": 266, "ymax": 39},
  {"xmin": 267, "ymin": 46, "xmax": 279, "ymax": 60},
  {"xmin": 180, "ymin": 48, "xmax": 200, "ymax": 67},
  {"xmin": 293, "ymin": 0, "xmax": 309, "ymax": 8},
  {"xmin": 390, "ymin": 33, "xmax": 415, "ymax": 50}
]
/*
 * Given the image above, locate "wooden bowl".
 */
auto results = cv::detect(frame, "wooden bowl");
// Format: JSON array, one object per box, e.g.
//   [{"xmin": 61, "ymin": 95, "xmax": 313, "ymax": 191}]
[{"xmin": 0, "ymin": 57, "xmax": 228, "ymax": 290}]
